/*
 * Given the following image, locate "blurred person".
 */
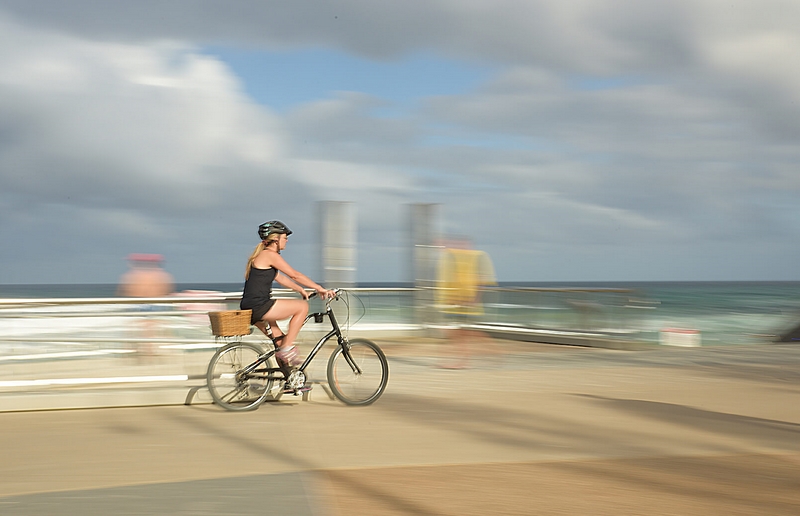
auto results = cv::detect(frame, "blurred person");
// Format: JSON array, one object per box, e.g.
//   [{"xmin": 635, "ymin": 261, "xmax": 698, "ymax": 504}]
[
  {"xmin": 436, "ymin": 238, "xmax": 497, "ymax": 369},
  {"xmin": 241, "ymin": 221, "xmax": 334, "ymax": 383},
  {"xmin": 118, "ymin": 254, "xmax": 174, "ymax": 298},
  {"xmin": 117, "ymin": 254, "xmax": 175, "ymax": 358}
]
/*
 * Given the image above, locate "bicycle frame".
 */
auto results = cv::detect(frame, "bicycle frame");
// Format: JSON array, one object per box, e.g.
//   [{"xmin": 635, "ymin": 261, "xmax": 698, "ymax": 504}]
[
  {"xmin": 299, "ymin": 298, "xmax": 364, "ymax": 375},
  {"xmin": 239, "ymin": 295, "xmax": 361, "ymax": 384}
]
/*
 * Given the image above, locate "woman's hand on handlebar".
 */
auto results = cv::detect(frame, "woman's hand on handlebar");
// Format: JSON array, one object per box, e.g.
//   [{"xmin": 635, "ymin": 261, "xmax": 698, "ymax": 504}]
[
  {"xmin": 306, "ymin": 288, "xmax": 336, "ymax": 300},
  {"xmin": 316, "ymin": 288, "xmax": 336, "ymax": 300}
]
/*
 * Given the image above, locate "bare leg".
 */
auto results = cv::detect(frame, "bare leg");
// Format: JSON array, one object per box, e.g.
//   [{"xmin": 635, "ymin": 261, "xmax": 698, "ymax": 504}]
[
  {"xmin": 261, "ymin": 299, "xmax": 308, "ymax": 364},
  {"xmin": 440, "ymin": 327, "xmax": 471, "ymax": 369},
  {"xmin": 254, "ymin": 321, "xmax": 284, "ymax": 341}
]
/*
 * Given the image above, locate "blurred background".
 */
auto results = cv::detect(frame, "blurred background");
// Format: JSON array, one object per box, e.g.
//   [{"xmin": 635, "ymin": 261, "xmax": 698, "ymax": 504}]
[
  {"xmin": 2, "ymin": 4, "xmax": 800, "ymax": 514},
  {"xmin": 0, "ymin": 1, "xmax": 799, "ymax": 286},
  {"xmin": 1, "ymin": 0, "xmax": 800, "ymax": 403}
]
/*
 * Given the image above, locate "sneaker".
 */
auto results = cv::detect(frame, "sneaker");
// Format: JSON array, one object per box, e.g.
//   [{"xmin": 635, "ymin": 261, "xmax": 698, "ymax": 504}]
[
  {"xmin": 283, "ymin": 383, "xmax": 312, "ymax": 394},
  {"xmin": 276, "ymin": 345, "xmax": 303, "ymax": 367}
]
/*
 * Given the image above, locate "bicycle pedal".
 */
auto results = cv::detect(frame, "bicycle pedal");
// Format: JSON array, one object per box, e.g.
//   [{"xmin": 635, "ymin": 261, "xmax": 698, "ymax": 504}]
[{"xmin": 283, "ymin": 384, "xmax": 312, "ymax": 395}]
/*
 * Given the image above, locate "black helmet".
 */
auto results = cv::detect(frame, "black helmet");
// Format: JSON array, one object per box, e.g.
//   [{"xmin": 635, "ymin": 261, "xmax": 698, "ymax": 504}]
[{"xmin": 258, "ymin": 220, "xmax": 292, "ymax": 240}]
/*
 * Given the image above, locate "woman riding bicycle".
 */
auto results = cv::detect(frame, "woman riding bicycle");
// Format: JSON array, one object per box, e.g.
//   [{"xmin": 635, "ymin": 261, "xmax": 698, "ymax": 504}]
[{"xmin": 241, "ymin": 220, "xmax": 334, "ymax": 370}]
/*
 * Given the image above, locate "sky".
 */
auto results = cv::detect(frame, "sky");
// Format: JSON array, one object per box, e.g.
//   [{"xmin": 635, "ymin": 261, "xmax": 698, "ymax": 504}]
[{"xmin": 1, "ymin": 0, "xmax": 799, "ymax": 285}]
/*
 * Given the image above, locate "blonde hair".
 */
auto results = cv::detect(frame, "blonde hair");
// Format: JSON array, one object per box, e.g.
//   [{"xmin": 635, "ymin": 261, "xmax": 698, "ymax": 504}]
[{"xmin": 244, "ymin": 235, "xmax": 280, "ymax": 279}]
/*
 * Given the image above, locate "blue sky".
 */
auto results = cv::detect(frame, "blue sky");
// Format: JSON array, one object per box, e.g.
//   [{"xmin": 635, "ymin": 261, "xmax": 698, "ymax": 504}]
[
  {"xmin": 1, "ymin": 1, "xmax": 800, "ymax": 284},
  {"xmin": 204, "ymin": 47, "xmax": 496, "ymax": 113}
]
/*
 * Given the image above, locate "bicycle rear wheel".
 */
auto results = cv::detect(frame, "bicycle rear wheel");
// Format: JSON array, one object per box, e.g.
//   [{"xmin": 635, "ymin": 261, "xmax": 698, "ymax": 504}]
[
  {"xmin": 207, "ymin": 341, "xmax": 274, "ymax": 411},
  {"xmin": 327, "ymin": 339, "xmax": 388, "ymax": 406}
]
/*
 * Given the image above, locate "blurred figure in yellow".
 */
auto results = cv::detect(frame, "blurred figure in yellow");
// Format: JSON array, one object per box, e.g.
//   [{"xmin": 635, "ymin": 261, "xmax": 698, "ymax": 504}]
[
  {"xmin": 436, "ymin": 238, "xmax": 497, "ymax": 369},
  {"xmin": 118, "ymin": 254, "xmax": 175, "ymax": 359}
]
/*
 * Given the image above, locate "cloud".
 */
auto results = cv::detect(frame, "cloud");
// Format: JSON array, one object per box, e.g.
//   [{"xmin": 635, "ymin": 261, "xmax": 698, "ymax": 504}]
[
  {"xmin": 0, "ymin": 17, "xmax": 291, "ymax": 214},
  {"xmin": 1, "ymin": 2, "xmax": 800, "ymax": 282},
  {"xmin": 0, "ymin": 15, "xmax": 302, "ymax": 281}
]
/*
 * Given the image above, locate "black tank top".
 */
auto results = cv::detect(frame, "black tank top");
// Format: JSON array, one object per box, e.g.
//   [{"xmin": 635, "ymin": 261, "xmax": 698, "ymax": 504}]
[{"xmin": 240, "ymin": 267, "xmax": 278, "ymax": 310}]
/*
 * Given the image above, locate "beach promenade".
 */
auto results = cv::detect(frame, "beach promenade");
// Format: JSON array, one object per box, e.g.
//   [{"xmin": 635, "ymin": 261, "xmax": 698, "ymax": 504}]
[{"xmin": 1, "ymin": 339, "xmax": 799, "ymax": 515}]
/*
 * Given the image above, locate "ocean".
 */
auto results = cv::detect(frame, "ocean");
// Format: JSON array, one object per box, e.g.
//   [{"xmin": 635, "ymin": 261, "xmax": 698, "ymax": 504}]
[
  {"xmin": 1, "ymin": 282, "xmax": 799, "ymax": 346},
  {"xmin": 518, "ymin": 281, "xmax": 800, "ymax": 345}
]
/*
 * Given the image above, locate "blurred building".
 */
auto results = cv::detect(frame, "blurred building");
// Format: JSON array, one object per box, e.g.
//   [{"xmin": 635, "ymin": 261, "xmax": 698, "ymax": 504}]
[
  {"xmin": 409, "ymin": 203, "xmax": 441, "ymax": 328},
  {"xmin": 318, "ymin": 201, "xmax": 357, "ymax": 288}
]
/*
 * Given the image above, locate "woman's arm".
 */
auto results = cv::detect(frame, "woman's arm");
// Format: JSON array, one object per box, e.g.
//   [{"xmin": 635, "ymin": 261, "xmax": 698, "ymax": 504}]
[
  {"xmin": 266, "ymin": 251, "xmax": 328, "ymax": 295},
  {"xmin": 274, "ymin": 272, "xmax": 309, "ymax": 299}
]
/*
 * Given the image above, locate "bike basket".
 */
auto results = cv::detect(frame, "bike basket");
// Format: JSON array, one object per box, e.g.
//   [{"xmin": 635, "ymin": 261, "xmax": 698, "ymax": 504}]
[{"xmin": 208, "ymin": 309, "xmax": 252, "ymax": 337}]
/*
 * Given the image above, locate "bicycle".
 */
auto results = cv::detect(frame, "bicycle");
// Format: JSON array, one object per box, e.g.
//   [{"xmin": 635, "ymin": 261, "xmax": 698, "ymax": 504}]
[{"xmin": 206, "ymin": 289, "xmax": 389, "ymax": 411}]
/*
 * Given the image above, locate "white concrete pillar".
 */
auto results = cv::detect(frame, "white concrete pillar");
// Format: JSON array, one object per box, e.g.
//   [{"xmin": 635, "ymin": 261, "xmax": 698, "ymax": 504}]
[{"xmin": 318, "ymin": 201, "xmax": 357, "ymax": 287}]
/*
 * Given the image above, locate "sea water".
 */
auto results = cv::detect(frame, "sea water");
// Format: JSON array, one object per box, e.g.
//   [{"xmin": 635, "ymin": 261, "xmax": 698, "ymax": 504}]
[
  {"xmin": 623, "ymin": 282, "xmax": 800, "ymax": 344},
  {"xmin": 487, "ymin": 282, "xmax": 800, "ymax": 345},
  {"xmin": 0, "ymin": 282, "xmax": 799, "ymax": 347}
]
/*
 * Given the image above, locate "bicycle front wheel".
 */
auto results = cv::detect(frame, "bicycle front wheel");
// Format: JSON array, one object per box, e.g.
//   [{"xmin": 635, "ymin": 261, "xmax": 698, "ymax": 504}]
[
  {"xmin": 327, "ymin": 339, "xmax": 388, "ymax": 406},
  {"xmin": 207, "ymin": 341, "xmax": 274, "ymax": 411}
]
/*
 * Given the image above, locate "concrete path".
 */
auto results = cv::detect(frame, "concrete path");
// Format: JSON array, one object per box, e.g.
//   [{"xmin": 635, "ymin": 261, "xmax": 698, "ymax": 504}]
[{"xmin": 1, "ymin": 341, "xmax": 799, "ymax": 515}]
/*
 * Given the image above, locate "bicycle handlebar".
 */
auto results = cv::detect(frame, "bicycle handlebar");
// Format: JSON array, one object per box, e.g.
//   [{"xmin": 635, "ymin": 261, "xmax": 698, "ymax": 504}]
[{"xmin": 306, "ymin": 288, "xmax": 341, "ymax": 301}]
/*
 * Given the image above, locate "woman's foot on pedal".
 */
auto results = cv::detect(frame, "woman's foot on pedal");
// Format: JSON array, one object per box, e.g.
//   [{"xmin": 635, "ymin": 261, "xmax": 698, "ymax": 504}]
[
  {"xmin": 283, "ymin": 382, "xmax": 312, "ymax": 394},
  {"xmin": 275, "ymin": 345, "xmax": 303, "ymax": 367}
]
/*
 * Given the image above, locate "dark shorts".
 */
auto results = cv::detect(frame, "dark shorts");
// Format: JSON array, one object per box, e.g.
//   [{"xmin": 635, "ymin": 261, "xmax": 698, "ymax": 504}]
[{"xmin": 242, "ymin": 299, "xmax": 277, "ymax": 324}]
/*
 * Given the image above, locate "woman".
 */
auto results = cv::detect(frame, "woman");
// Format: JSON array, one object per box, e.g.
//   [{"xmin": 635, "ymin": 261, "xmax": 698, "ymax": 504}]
[{"xmin": 240, "ymin": 220, "xmax": 334, "ymax": 369}]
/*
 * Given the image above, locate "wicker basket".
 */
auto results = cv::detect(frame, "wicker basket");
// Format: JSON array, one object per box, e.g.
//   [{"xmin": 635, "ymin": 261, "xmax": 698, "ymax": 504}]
[{"xmin": 208, "ymin": 309, "xmax": 252, "ymax": 337}]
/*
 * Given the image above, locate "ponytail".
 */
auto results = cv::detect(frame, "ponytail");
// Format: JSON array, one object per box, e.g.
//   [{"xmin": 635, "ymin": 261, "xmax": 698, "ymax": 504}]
[
  {"xmin": 245, "ymin": 242, "xmax": 266, "ymax": 279},
  {"xmin": 244, "ymin": 235, "xmax": 281, "ymax": 279}
]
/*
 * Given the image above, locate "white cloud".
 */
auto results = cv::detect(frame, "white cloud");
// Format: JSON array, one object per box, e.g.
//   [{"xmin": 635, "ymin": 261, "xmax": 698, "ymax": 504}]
[
  {"xmin": 1, "ymin": 2, "xmax": 800, "ymax": 282},
  {"xmin": 0, "ymin": 15, "xmax": 288, "ymax": 214}
]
